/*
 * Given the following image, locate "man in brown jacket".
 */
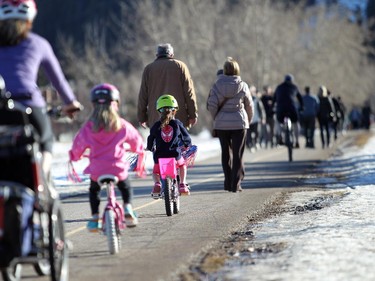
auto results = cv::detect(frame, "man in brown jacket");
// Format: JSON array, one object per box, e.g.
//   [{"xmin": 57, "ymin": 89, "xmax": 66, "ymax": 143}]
[{"xmin": 137, "ymin": 43, "xmax": 198, "ymax": 129}]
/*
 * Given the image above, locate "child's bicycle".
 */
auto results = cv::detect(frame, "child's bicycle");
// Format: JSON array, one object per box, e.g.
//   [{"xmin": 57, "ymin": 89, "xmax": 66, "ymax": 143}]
[
  {"xmin": 158, "ymin": 145, "xmax": 197, "ymax": 217},
  {"xmin": 67, "ymin": 152, "xmax": 145, "ymax": 255},
  {"xmin": 0, "ymin": 94, "xmax": 70, "ymax": 280},
  {"xmin": 97, "ymin": 175, "xmax": 125, "ymax": 255}
]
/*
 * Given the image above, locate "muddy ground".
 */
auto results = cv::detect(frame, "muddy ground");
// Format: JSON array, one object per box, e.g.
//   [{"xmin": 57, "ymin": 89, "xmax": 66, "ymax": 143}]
[
  {"xmin": 177, "ymin": 191, "xmax": 291, "ymax": 280},
  {"xmin": 177, "ymin": 187, "xmax": 349, "ymax": 281}
]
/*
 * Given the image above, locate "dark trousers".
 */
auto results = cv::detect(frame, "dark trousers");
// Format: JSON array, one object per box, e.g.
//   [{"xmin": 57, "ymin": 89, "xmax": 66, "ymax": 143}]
[
  {"xmin": 29, "ymin": 107, "xmax": 54, "ymax": 153},
  {"xmin": 89, "ymin": 178, "xmax": 133, "ymax": 215},
  {"xmin": 246, "ymin": 122, "xmax": 259, "ymax": 149},
  {"xmin": 318, "ymin": 120, "xmax": 330, "ymax": 148},
  {"xmin": 217, "ymin": 129, "xmax": 246, "ymax": 192},
  {"xmin": 301, "ymin": 116, "xmax": 316, "ymax": 147}
]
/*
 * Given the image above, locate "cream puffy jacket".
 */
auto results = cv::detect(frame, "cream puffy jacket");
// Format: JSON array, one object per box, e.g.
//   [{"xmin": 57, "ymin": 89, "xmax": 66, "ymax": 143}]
[{"xmin": 207, "ymin": 75, "xmax": 253, "ymax": 130}]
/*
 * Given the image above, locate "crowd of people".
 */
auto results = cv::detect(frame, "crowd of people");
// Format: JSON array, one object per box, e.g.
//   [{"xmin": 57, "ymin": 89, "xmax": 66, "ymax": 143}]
[{"xmin": 243, "ymin": 77, "xmax": 373, "ymax": 152}]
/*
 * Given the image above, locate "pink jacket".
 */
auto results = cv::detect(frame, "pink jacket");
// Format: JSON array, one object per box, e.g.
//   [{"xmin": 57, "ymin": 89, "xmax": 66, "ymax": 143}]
[{"xmin": 69, "ymin": 119, "xmax": 144, "ymax": 181}]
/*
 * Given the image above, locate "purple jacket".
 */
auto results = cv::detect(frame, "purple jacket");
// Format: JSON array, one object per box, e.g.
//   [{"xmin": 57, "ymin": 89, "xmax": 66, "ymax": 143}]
[
  {"xmin": 0, "ymin": 32, "xmax": 76, "ymax": 107},
  {"xmin": 69, "ymin": 119, "xmax": 144, "ymax": 181}
]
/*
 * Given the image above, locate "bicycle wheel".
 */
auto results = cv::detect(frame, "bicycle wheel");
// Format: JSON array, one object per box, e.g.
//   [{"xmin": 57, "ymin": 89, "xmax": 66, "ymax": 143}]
[
  {"xmin": 34, "ymin": 212, "xmax": 51, "ymax": 276},
  {"xmin": 162, "ymin": 178, "xmax": 173, "ymax": 216},
  {"xmin": 48, "ymin": 201, "xmax": 69, "ymax": 281},
  {"xmin": 173, "ymin": 181, "xmax": 180, "ymax": 214},
  {"xmin": 285, "ymin": 125, "xmax": 293, "ymax": 162},
  {"xmin": 1, "ymin": 264, "xmax": 22, "ymax": 281},
  {"xmin": 104, "ymin": 209, "xmax": 119, "ymax": 255},
  {"xmin": 34, "ymin": 259, "xmax": 50, "ymax": 276}
]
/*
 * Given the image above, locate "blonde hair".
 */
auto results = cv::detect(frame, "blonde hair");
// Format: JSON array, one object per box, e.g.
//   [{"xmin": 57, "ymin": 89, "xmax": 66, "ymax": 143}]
[
  {"xmin": 159, "ymin": 109, "xmax": 176, "ymax": 129},
  {"xmin": 90, "ymin": 103, "xmax": 122, "ymax": 133},
  {"xmin": 223, "ymin": 57, "xmax": 240, "ymax": 76},
  {"xmin": 319, "ymin": 85, "xmax": 328, "ymax": 97}
]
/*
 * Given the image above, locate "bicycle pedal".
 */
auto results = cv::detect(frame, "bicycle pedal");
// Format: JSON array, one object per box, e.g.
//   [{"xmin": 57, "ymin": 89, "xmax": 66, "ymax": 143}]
[{"xmin": 151, "ymin": 193, "xmax": 161, "ymax": 200}]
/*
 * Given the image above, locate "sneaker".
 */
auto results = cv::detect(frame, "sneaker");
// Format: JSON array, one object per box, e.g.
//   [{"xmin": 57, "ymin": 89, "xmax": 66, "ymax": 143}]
[
  {"xmin": 179, "ymin": 183, "xmax": 190, "ymax": 195},
  {"xmin": 151, "ymin": 182, "xmax": 162, "ymax": 199},
  {"xmin": 87, "ymin": 217, "xmax": 102, "ymax": 233},
  {"xmin": 124, "ymin": 204, "xmax": 138, "ymax": 227}
]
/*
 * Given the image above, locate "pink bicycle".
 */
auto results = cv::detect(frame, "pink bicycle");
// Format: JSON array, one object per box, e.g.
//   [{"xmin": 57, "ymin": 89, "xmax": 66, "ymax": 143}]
[
  {"xmin": 68, "ymin": 152, "xmax": 145, "ymax": 255},
  {"xmin": 97, "ymin": 174, "xmax": 125, "ymax": 255},
  {"xmin": 158, "ymin": 145, "xmax": 197, "ymax": 217}
]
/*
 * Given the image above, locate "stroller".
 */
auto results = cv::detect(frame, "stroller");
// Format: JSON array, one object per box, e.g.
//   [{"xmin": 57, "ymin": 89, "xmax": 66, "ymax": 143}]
[{"xmin": 0, "ymin": 77, "xmax": 69, "ymax": 281}]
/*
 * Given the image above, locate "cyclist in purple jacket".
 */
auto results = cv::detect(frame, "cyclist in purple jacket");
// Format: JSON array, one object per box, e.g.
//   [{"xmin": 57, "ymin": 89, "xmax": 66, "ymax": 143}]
[{"xmin": 0, "ymin": 0, "xmax": 82, "ymax": 175}]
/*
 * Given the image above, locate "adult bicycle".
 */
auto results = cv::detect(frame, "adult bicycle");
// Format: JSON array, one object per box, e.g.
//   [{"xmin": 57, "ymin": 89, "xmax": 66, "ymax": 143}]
[
  {"xmin": 281, "ymin": 116, "xmax": 294, "ymax": 162},
  {"xmin": 0, "ymin": 95, "xmax": 69, "ymax": 281}
]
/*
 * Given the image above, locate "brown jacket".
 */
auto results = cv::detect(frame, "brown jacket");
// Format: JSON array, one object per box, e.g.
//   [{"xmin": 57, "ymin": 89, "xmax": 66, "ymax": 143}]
[
  {"xmin": 137, "ymin": 57, "xmax": 198, "ymax": 128},
  {"xmin": 207, "ymin": 75, "xmax": 253, "ymax": 130}
]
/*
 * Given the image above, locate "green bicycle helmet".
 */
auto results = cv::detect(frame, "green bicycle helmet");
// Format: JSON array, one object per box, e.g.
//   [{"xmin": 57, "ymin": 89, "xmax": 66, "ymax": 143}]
[{"xmin": 156, "ymin": 94, "xmax": 179, "ymax": 112}]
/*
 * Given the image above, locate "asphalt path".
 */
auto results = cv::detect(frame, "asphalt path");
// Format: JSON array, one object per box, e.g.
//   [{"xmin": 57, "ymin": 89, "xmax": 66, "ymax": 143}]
[{"xmin": 20, "ymin": 132, "xmax": 357, "ymax": 281}]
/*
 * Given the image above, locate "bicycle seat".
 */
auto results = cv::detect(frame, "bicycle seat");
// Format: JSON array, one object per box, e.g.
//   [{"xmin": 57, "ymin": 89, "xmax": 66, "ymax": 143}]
[{"xmin": 98, "ymin": 174, "xmax": 118, "ymax": 185}]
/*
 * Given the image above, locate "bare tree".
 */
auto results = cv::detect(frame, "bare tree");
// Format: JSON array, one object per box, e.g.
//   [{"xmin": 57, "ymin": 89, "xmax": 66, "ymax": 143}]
[{"xmin": 56, "ymin": 0, "xmax": 375, "ymax": 136}]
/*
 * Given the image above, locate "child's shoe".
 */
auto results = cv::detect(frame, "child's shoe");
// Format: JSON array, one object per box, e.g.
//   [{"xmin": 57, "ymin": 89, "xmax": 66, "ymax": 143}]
[
  {"xmin": 87, "ymin": 215, "xmax": 102, "ymax": 233},
  {"xmin": 124, "ymin": 204, "xmax": 138, "ymax": 227},
  {"xmin": 151, "ymin": 182, "xmax": 162, "ymax": 199},
  {"xmin": 179, "ymin": 183, "xmax": 190, "ymax": 195}
]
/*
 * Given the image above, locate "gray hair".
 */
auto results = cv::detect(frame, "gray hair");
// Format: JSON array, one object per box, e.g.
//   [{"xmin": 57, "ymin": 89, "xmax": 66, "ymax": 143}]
[{"xmin": 156, "ymin": 43, "xmax": 174, "ymax": 58}]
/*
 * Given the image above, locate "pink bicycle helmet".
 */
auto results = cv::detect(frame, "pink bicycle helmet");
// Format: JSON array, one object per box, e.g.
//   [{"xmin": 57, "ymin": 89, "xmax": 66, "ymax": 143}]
[
  {"xmin": 0, "ymin": 0, "xmax": 37, "ymax": 21},
  {"xmin": 90, "ymin": 83, "xmax": 120, "ymax": 104}
]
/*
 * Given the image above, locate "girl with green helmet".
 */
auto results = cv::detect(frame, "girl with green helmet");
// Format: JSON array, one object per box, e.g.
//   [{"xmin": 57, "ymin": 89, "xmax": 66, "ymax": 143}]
[{"xmin": 146, "ymin": 94, "xmax": 192, "ymax": 198}]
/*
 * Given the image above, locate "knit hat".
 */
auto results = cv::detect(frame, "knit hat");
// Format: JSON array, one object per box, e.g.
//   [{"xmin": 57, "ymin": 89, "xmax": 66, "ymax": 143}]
[
  {"xmin": 156, "ymin": 43, "xmax": 174, "ymax": 58},
  {"xmin": 284, "ymin": 74, "xmax": 294, "ymax": 82}
]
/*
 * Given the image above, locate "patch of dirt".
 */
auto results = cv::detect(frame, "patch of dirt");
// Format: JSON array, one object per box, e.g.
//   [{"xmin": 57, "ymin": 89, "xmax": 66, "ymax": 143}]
[
  {"xmin": 354, "ymin": 131, "xmax": 373, "ymax": 147},
  {"xmin": 291, "ymin": 190, "xmax": 348, "ymax": 214},
  {"xmin": 178, "ymin": 192, "xmax": 291, "ymax": 281},
  {"xmin": 177, "ymin": 189, "xmax": 348, "ymax": 281}
]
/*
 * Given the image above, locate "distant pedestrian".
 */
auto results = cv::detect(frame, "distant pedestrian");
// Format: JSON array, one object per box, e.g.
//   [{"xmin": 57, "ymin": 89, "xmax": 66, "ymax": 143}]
[
  {"xmin": 246, "ymin": 86, "xmax": 265, "ymax": 152},
  {"xmin": 261, "ymin": 85, "xmax": 276, "ymax": 148},
  {"xmin": 317, "ymin": 86, "xmax": 334, "ymax": 148},
  {"xmin": 300, "ymin": 86, "xmax": 319, "ymax": 148},
  {"xmin": 361, "ymin": 100, "xmax": 372, "ymax": 130},
  {"xmin": 327, "ymin": 89, "xmax": 341, "ymax": 140},
  {"xmin": 336, "ymin": 96, "xmax": 347, "ymax": 134},
  {"xmin": 349, "ymin": 106, "xmax": 362, "ymax": 129},
  {"xmin": 207, "ymin": 57, "xmax": 254, "ymax": 193},
  {"xmin": 137, "ymin": 43, "xmax": 198, "ymax": 129}
]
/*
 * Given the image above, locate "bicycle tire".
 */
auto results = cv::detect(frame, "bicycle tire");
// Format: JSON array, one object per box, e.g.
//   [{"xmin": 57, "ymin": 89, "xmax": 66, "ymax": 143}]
[
  {"xmin": 104, "ymin": 209, "xmax": 119, "ymax": 255},
  {"xmin": 285, "ymin": 123, "xmax": 293, "ymax": 162},
  {"xmin": 162, "ymin": 178, "xmax": 173, "ymax": 216},
  {"xmin": 48, "ymin": 201, "xmax": 69, "ymax": 281},
  {"xmin": 173, "ymin": 180, "xmax": 180, "ymax": 214},
  {"xmin": 34, "ymin": 259, "xmax": 50, "ymax": 276},
  {"xmin": 1, "ymin": 264, "xmax": 22, "ymax": 281}
]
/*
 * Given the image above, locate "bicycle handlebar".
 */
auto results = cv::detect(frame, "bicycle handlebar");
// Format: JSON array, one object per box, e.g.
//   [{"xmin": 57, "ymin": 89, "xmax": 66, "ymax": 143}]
[{"xmin": 48, "ymin": 105, "xmax": 84, "ymax": 119}]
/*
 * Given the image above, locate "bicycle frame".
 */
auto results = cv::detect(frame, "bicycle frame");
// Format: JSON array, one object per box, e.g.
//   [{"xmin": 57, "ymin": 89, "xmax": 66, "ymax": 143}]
[
  {"xmin": 158, "ymin": 158, "xmax": 180, "ymax": 217},
  {"xmin": 97, "ymin": 174, "xmax": 125, "ymax": 255}
]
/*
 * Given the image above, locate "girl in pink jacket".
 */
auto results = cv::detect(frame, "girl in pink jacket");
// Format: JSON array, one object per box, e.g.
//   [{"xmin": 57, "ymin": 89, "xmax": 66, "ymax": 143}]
[{"xmin": 69, "ymin": 83, "xmax": 144, "ymax": 230}]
